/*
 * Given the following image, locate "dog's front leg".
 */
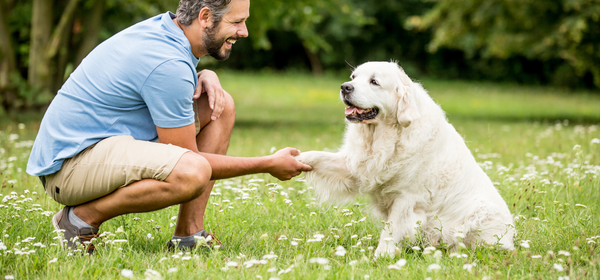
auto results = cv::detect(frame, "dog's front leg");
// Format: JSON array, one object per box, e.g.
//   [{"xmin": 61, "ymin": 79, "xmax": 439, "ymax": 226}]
[
  {"xmin": 375, "ymin": 196, "xmax": 426, "ymax": 258},
  {"xmin": 295, "ymin": 151, "xmax": 356, "ymax": 203}
]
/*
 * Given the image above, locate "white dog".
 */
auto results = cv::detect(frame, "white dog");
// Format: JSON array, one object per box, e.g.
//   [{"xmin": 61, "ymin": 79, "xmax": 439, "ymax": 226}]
[{"xmin": 296, "ymin": 61, "xmax": 514, "ymax": 257}]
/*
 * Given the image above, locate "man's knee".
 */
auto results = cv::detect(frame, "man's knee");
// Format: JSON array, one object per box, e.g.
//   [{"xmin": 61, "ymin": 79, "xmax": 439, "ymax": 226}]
[{"xmin": 167, "ymin": 153, "xmax": 212, "ymax": 201}]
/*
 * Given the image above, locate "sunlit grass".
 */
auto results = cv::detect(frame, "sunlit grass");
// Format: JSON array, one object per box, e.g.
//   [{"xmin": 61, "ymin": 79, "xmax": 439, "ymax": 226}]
[{"xmin": 1, "ymin": 71, "xmax": 600, "ymax": 279}]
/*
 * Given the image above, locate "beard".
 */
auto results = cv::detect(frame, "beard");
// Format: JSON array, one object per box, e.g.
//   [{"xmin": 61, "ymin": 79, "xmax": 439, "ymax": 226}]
[{"xmin": 203, "ymin": 25, "xmax": 238, "ymax": 61}]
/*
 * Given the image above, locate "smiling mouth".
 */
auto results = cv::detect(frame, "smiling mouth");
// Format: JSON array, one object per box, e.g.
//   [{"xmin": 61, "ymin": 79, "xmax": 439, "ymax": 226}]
[{"xmin": 344, "ymin": 104, "xmax": 379, "ymax": 122}]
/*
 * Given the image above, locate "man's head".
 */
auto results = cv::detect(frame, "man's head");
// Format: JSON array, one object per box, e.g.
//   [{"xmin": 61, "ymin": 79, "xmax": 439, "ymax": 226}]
[
  {"xmin": 176, "ymin": 0, "xmax": 232, "ymax": 27},
  {"xmin": 176, "ymin": 0, "xmax": 249, "ymax": 61}
]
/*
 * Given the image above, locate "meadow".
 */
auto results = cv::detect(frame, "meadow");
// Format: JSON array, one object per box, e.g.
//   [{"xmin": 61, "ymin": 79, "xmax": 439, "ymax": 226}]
[{"xmin": 1, "ymin": 71, "xmax": 599, "ymax": 279}]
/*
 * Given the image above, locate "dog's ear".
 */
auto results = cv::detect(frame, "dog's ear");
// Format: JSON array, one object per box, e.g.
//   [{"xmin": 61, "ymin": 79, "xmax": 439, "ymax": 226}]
[{"xmin": 396, "ymin": 69, "xmax": 421, "ymax": 128}]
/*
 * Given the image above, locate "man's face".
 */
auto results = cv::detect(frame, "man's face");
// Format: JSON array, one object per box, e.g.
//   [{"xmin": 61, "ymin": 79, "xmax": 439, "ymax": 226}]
[{"xmin": 203, "ymin": 0, "xmax": 249, "ymax": 61}]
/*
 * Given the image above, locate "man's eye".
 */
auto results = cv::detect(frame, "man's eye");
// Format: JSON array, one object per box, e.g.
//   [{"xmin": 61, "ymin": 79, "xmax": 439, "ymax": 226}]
[{"xmin": 370, "ymin": 79, "xmax": 379, "ymax": 86}]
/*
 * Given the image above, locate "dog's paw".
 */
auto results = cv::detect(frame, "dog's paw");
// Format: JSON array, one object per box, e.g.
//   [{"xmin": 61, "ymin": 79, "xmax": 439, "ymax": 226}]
[
  {"xmin": 374, "ymin": 242, "xmax": 397, "ymax": 259},
  {"xmin": 294, "ymin": 151, "xmax": 322, "ymax": 166}
]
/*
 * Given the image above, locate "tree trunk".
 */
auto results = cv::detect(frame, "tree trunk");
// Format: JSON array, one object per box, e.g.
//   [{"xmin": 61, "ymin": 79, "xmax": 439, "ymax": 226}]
[
  {"xmin": 303, "ymin": 44, "xmax": 324, "ymax": 75},
  {"xmin": 75, "ymin": 0, "xmax": 105, "ymax": 67},
  {"xmin": 28, "ymin": 0, "xmax": 53, "ymax": 90},
  {"xmin": 0, "ymin": 0, "xmax": 17, "ymax": 89}
]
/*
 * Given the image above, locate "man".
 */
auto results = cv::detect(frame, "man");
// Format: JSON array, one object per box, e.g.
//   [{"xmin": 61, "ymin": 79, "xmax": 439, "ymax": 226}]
[{"xmin": 26, "ymin": 0, "xmax": 311, "ymax": 254}]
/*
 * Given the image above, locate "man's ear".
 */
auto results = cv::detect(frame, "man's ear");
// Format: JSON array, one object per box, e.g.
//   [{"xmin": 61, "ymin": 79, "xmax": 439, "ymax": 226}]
[
  {"xmin": 198, "ymin": 7, "xmax": 213, "ymax": 29},
  {"xmin": 396, "ymin": 74, "xmax": 420, "ymax": 128}
]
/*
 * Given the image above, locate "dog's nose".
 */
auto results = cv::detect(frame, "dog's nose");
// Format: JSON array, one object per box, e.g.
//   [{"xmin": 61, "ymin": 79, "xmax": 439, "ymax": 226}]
[{"xmin": 341, "ymin": 83, "xmax": 354, "ymax": 95}]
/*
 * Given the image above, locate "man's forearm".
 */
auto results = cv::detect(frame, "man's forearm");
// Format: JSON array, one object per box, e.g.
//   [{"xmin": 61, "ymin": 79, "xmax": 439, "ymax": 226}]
[{"xmin": 197, "ymin": 152, "xmax": 273, "ymax": 180}]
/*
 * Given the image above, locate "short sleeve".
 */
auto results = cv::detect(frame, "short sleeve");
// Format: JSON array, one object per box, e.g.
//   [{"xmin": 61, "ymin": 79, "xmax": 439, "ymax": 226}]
[{"xmin": 140, "ymin": 59, "xmax": 196, "ymax": 128}]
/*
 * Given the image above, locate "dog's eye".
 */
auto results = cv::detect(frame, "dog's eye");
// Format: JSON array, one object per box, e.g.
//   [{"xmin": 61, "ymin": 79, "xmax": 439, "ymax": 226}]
[
  {"xmin": 350, "ymin": 75, "xmax": 355, "ymax": 80},
  {"xmin": 370, "ymin": 79, "xmax": 379, "ymax": 86}
]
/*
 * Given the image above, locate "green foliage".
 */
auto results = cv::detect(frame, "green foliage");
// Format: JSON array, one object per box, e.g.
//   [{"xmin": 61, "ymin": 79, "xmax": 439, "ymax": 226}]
[{"xmin": 409, "ymin": 0, "xmax": 600, "ymax": 87}]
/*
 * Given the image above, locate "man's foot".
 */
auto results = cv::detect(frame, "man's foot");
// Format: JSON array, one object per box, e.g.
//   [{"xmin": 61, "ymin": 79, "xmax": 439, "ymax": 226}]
[
  {"xmin": 166, "ymin": 230, "xmax": 221, "ymax": 251},
  {"xmin": 52, "ymin": 206, "xmax": 100, "ymax": 254}
]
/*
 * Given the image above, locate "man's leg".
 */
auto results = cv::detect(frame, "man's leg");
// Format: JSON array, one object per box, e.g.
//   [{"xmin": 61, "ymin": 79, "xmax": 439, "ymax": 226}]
[
  {"xmin": 173, "ymin": 92, "xmax": 235, "ymax": 237},
  {"xmin": 72, "ymin": 151, "xmax": 212, "ymax": 228}
]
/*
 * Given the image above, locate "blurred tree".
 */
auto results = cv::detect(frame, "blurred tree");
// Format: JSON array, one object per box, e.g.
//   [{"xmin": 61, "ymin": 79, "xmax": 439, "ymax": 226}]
[
  {"xmin": 408, "ymin": 0, "xmax": 600, "ymax": 87},
  {"xmin": 247, "ymin": 0, "xmax": 374, "ymax": 74}
]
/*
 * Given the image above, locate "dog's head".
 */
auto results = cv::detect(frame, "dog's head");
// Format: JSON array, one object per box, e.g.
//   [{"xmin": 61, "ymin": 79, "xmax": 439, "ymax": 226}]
[{"xmin": 341, "ymin": 61, "xmax": 421, "ymax": 127}]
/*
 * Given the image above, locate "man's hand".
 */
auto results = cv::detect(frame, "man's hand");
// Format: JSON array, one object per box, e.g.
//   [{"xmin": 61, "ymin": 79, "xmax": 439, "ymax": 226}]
[
  {"xmin": 194, "ymin": 70, "xmax": 227, "ymax": 121},
  {"xmin": 267, "ymin": 148, "xmax": 313, "ymax": 181}
]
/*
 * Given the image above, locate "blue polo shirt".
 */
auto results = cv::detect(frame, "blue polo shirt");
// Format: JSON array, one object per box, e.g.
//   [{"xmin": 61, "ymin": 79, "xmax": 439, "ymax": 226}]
[{"xmin": 27, "ymin": 12, "xmax": 199, "ymax": 176}]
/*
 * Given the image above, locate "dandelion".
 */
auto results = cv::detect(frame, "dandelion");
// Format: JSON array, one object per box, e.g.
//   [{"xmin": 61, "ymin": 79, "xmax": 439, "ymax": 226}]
[
  {"xmin": 553, "ymin": 263, "xmax": 564, "ymax": 272},
  {"xmin": 388, "ymin": 259, "xmax": 407, "ymax": 270},
  {"xmin": 427, "ymin": 263, "xmax": 441, "ymax": 272},
  {"xmin": 121, "ymin": 269, "xmax": 134, "ymax": 278}
]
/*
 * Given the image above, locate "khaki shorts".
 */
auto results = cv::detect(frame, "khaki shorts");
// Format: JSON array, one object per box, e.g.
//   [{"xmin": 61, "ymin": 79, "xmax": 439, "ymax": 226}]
[{"xmin": 43, "ymin": 135, "xmax": 190, "ymax": 206}]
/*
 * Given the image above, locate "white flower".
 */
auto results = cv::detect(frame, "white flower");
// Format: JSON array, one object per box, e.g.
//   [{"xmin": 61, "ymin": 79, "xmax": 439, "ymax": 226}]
[
  {"xmin": 348, "ymin": 260, "xmax": 358, "ymax": 266},
  {"xmin": 558, "ymin": 251, "xmax": 571, "ymax": 256},
  {"xmin": 262, "ymin": 254, "xmax": 278, "ymax": 260},
  {"xmin": 121, "ymin": 269, "xmax": 134, "ymax": 278},
  {"xmin": 167, "ymin": 268, "xmax": 178, "ymax": 274},
  {"xmin": 225, "ymin": 261, "xmax": 238, "ymax": 267},
  {"xmin": 48, "ymin": 258, "xmax": 58, "ymax": 263},
  {"xmin": 427, "ymin": 264, "xmax": 441, "ymax": 272},
  {"xmin": 182, "ymin": 256, "xmax": 192, "ymax": 261},
  {"xmin": 531, "ymin": 255, "xmax": 542, "ymax": 259},
  {"xmin": 335, "ymin": 246, "xmax": 347, "ymax": 256},
  {"xmin": 290, "ymin": 241, "xmax": 298, "ymax": 246},
  {"xmin": 115, "ymin": 226, "xmax": 125, "ymax": 233},
  {"xmin": 463, "ymin": 263, "xmax": 476, "ymax": 272},
  {"xmin": 411, "ymin": 246, "xmax": 421, "ymax": 251},
  {"xmin": 277, "ymin": 235, "xmax": 287, "ymax": 241},
  {"xmin": 144, "ymin": 269, "xmax": 162, "ymax": 280},
  {"xmin": 553, "ymin": 263, "xmax": 564, "ymax": 272},
  {"xmin": 388, "ymin": 259, "xmax": 407, "ymax": 270},
  {"xmin": 423, "ymin": 246, "xmax": 436, "ymax": 255},
  {"xmin": 591, "ymin": 138, "xmax": 600, "ymax": 144},
  {"xmin": 309, "ymin": 257, "xmax": 329, "ymax": 265},
  {"xmin": 5, "ymin": 276, "xmax": 15, "ymax": 280},
  {"xmin": 520, "ymin": 240, "xmax": 531, "ymax": 249}
]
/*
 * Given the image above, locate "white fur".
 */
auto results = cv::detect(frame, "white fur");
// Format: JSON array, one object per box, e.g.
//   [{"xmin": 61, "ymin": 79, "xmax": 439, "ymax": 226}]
[{"xmin": 296, "ymin": 61, "xmax": 515, "ymax": 257}]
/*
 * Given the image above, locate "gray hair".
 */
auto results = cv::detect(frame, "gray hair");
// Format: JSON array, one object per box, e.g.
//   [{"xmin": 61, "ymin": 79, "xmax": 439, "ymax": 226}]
[{"xmin": 176, "ymin": 0, "xmax": 233, "ymax": 26}]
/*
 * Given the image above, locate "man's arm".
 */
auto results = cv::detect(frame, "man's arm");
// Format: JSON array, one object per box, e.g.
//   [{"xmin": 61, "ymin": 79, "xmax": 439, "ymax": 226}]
[{"xmin": 156, "ymin": 124, "xmax": 312, "ymax": 181}]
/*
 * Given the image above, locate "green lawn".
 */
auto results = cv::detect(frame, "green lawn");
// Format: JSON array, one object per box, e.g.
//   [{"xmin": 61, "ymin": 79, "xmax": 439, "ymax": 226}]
[{"xmin": 1, "ymin": 71, "xmax": 599, "ymax": 279}]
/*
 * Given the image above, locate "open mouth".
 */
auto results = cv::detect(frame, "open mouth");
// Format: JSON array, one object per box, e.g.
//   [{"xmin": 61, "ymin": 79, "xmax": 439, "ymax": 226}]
[{"xmin": 345, "ymin": 105, "xmax": 379, "ymax": 122}]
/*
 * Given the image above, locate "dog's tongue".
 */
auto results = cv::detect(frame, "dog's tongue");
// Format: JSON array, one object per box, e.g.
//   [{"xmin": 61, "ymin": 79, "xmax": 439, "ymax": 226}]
[{"xmin": 345, "ymin": 106, "xmax": 365, "ymax": 116}]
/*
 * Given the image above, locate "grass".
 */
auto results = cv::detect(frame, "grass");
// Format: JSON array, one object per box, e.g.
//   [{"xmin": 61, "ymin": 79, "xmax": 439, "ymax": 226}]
[{"xmin": 1, "ymin": 70, "xmax": 600, "ymax": 279}]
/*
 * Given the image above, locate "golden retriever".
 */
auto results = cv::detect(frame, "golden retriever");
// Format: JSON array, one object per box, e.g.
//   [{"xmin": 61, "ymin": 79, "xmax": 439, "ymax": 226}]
[{"xmin": 296, "ymin": 61, "xmax": 515, "ymax": 257}]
